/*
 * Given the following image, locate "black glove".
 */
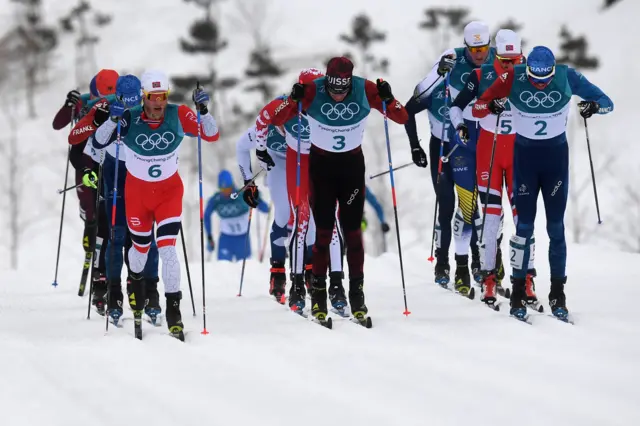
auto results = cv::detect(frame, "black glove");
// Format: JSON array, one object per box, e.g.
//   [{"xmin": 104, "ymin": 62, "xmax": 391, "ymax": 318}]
[
  {"xmin": 376, "ymin": 78, "xmax": 394, "ymax": 102},
  {"xmin": 92, "ymin": 102, "xmax": 110, "ymax": 128},
  {"xmin": 83, "ymin": 220, "xmax": 97, "ymax": 253},
  {"xmin": 456, "ymin": 123, "xmax": 469, "ymax": 143},
  {"xmin": 65, "ymin": 90, "xmax": 81, "ymax": 109},
  {"xmin": 256, "ymin": 148, "xmax": 275, "ymax": 171},
  {"xmin": 437, "ymin": 55, "xmax": 456, "ymax": 76},
  {"xmin": 206, "ymin": 234, "xmax": 215, "ymax": 252},
  {"xmin": 488, "ymin": 99, "xmax": 506, "ymax": 115},
  {"xmin": 381, "ymin": 222, "xmax": 391, "ymax": 233},
  {"xmin": 578, "ymin": 101, "xmax": 599, "ymax": 119},
  {"xmin": 242, "ymin": 181, "xmax": 260, "ymax": 208},
  {"xmin": 291, "ymin": 83, "xmax": 305, "ymax": 102},
  {"xmin": 411, "ymin": 144, "xmax": 428, "ymax": 168}
]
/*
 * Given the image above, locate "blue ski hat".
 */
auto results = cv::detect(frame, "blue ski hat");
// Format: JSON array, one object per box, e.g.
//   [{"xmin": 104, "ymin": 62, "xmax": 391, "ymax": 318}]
[
  {"xmin": 526, "ymin": 46, "xmax": 556, "ymax": 85},
  {"xmin": 218, "ymin": 170, "xmax": 234, "ymax": 189},
  {"xmin": 116, "ymin": 75, "xmax": 142, "ymax": 108}
]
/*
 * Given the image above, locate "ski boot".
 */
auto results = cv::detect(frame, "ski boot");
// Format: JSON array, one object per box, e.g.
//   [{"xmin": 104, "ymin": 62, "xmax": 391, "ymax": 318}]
[
  {"xmin": 310, "ymin": 275, "xmax": 330, "ymax": 326},
  {"xmin": 509, "ymin": 277, "xmax": 528, "ymax": 321},
  {"xmin": 454, "ymin": 254, "xmax": 474, "ymax": 299},
  {"xmin": 480, "ymin": 270, "xmax": 498, "ymax": 310},
  {"xmin": 434, "ymin": 251, "xmax": 450, "ymax": 287},
  {"xmin": 328, "ymin": 271, "xmax": 348, "ymax": 316},
  {"xmin": 525, "ymin": 268, "xmax": 543, "ymax": 312},
  {"xmin": 269, "ymin": 260, "xmax": 287, "ymax": 304},
  {"xmin": 349, "ymin": 276, "xmax": 372, "ymax": 327},
  {"xmin": 127, "ymin": 273, "xmax": 146, "ymax": 340},
  {"xmin": 471, "ymin": 245, "xmax": 482, "ymax": 285},
  {"xmin": 166, "ymin": 291, "xmax": 185, "ymax": 341},
  {"xmin": 304, "ymin": 264, "xmax": 313, "ymax": 293},
  {"xmin": 549, "ymin": 277, "xmax": 569, "ymax": 322},
  {"xmin": 106, "ymin": 279, "xmax": 124, "ymax": 326},
  {"xmin": 495, "ymin": 247, "xmax": 508, "ymax": 297},
  {"xmin": 288, "ymin": 274, "xmax": 306, "ymax": 313},
  {"xmin": 144, "ymin": 277, "xmax": 162, "ymax": 325},
  {"xmin": 91, "ymin": 272, "xmax": 107, "ymax": 316}
]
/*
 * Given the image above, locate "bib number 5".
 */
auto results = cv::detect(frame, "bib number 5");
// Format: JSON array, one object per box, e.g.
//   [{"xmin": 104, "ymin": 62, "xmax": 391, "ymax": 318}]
[
  {"xmin": 148, "ymin": 165, "xmax": 162, "ymax": 178},
  {"xmin": 332, "ymin": 135, "xmax": 346, "ymax": 151}
]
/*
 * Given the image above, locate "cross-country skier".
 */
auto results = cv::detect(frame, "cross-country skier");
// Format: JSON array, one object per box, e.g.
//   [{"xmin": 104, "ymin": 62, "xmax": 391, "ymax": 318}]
[
  {"xmin": 93, "ymin": 70, "xmax": 219, "ymax": 340},
  {"xmin": 404, "ymin": 21, "xmax": 495, "ymax": 296},
  {"xmin": 204, "ymin": 169, "xmax": 269, "ymax": 262},
  {"xmin": 450, "ymin": 29, "xmax": 537, "ymax": 308},
  {"xmin": 473, "ymin": 46, "xmax": 613, "ymax": 321},
  {"xmin": 260, "ymin": 57, "xmax": 408, "ymax": 325}
]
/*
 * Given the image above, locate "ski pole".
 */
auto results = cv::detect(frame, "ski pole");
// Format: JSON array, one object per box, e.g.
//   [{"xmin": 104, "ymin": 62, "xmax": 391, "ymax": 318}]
[
  {"xmin": 369, "ymin": 162, "xmax": 413, "ymax": 179},
  {"xmin": 230, "ymin": 170, "xmax": 264, "ymax": 200},
  {"xmin": 57, "ymin": 182, "xmax": 85, "ymax": 194},
  {"xmin": 180, "ymin": 224, "xmax": 196, "ymax": 316},
  {"xmin": 381, "ymin": 100, "xmax": 411, "ymax": 316},
  {"xmin": 256, "ymin": 205, "xmax": 262, "ymax": 259},
  {"xmin": 479, "ymin": 113, "xmax": 501, "ymax": 244},
  {"xmin": 237, "ymin": 208, "xmax": 253, "ymax": 297},
  {"xmin": 428, "ymin": 72, "xmax": 450, "ymax": 263},
  {"xmin": 52, "ymin": 111, "xmax": 75, "ymax": 287},
  {"xmin": 196, "ymin": 81, "xmax": 209, "ymax": 335},
  {"xmin": 413, "ymin": 75, "xmax": 443, "ymax": 103},
  {"xmin": 583, "ymin": 117, "xmax": 602, "ymax": 224},
  {"xmin": 290, "ymin": 101, "xmax": 303, "ymax": 295},
  {"xmin": 105, "ymin": 120, "xmax": 122, "ymax": 333},
  {"xmin": 258, "ymin": 203, "xmax": 272, "ymax": 262},
  {"xmin": 87, "ymin": 150, "xmax": 105, "ymax": 319},
  {"xmin": 440, "ymin": 144, "xmax": 459, "ymax": 163}
]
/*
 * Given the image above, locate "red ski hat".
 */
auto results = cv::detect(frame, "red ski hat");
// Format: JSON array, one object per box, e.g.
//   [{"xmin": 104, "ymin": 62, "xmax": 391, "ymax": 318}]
[
  {"xmin": 298, "ymin": 68, "xmax": 324, "ymax": 85},
  {"xmin": 325, "ymin": 57, "xmax": 353, "ymax": 94},
  {"xmin": 95, "ymin": 69, "xmax": 119, "ymax": 96}
]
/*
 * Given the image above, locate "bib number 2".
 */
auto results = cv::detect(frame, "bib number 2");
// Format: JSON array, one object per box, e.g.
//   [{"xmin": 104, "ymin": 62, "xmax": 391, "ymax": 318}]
[
  {"xmin": 332, "ymin": 135, "xmax": 346, "ymax": 151},
  {"xmin": 534, "ymin": 120, "xmax": 548, "ymax": 136},
  {"xmin": 148, "ymin": 165, "xmax": 162, "ymax": 178}
]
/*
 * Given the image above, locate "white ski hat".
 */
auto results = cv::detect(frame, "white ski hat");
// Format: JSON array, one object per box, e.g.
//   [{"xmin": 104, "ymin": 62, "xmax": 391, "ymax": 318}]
[
  {"xmin": 495, "ymin": 29, "xmax": 522, "ymax": 55},
  {"xmin": 464, "ymin": 21, "xmax": 490, "ymax": 47},
  {"xmin": 141, "ymin": 69, "xmax": 170, "ymax": 92}
]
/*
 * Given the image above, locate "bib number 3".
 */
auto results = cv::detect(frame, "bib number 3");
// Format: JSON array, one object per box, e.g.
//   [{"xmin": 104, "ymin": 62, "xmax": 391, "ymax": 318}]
[
  {"xmin": 148, "ymin": 165, "xmax": 162, "ymax": 178},
  {"xmin": 332, "ymin": 135, "xmax": 346, "ymax": 151}
]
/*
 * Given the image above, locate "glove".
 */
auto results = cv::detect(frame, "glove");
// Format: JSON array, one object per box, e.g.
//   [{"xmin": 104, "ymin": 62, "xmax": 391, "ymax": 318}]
[
  {"xmin": 242, "ymin": 181, "xmax": 260, "ymax": 208},
  {"xmin": 92, "ymin": 102, "xmax": 110, "ymax": 128},
  {"xmin": 192, "ymin": 87, "xmax": 210, "ymax": 114},
  {"xmin": 256, "ymin": 147, "xmax": 275, "ymax": 172},
  {"xmin": 381, "ymin": 222, "xmax": 390, "ymax": 233},
  {"xmin": 376, "ymin": 78, "xmax": 394, "ymax": 102},
  {"xmin": 488, "ymin": 98, "xmax": 506, "ymax": 115},
  {"xmin": 291, "ymin": 83, "xmax": 305, "ymax": 102},
  {"xmin": 65, "ymin": 90, "xmax": 81, "ymax": 109},
  {"xmin": 578, "ymin": 101, "xmax": 599, "ymax": 119},
  {"xmin": 437, "ymin": 55, "xmax": 456, "ymax": 76},
  {"xmin": 82, "ymin": 167, "xmax": 98, "ymax": 189},
  {"xmin": 206, "ymin": 234, "xmax": 215, "ymax": 253},
  {"xmin": 109, "ymin": 100, "xmax": 125, "ymax": 121},
  {"xmin": 411, "ymin": 144, "xmax": 428, "ymax": 168},
  {"xmin": 82, "ymin": 220, "xmax": 97, "ymax": 253},
  {"xmin": 361, "ymin": 216, "xmax": 368, "ymax": 231},
  {"xmin": 456, "ymin": 123, "xmax": 469, "ymax": 144}
]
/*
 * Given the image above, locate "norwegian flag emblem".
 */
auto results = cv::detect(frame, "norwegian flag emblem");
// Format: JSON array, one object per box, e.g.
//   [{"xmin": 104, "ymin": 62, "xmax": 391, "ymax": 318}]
[
  {"xmin": 152, "ymin": 81, "xmax": 161, "ymax": 88},
  {"xmin": 506, "ymin": 44, "xmax": 514, "ymax": 51}
]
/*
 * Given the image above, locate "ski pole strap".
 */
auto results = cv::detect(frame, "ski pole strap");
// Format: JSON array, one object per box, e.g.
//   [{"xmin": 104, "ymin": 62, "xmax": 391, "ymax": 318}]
[{"xmin": 231, "ymin": 169, "xmax": 264, "ymax": 199}]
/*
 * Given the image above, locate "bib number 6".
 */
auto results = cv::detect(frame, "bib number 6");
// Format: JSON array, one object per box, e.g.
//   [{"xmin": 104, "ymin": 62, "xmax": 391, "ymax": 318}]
[
  {"xmin": 332, "ymin": 135, "xmax": 346, "ymax": 151},
  {"xmin": 148, "ymin": 165, "xmax": 162, "ymax": 178}
]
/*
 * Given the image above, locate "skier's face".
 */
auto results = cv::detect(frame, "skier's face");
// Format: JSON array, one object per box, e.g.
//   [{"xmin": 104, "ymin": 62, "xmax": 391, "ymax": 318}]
[
  {"xmin": 328, "ymin": 90, "xmax": 348, "ymax": 102},
  {"xmin": 466, "ymin": 44, "xmax": 490, "ymax": 66},
  {"xmin": 143, "ymin": 91, "xmax": 169, "ymax": 120},
  {"xmin": 496, "ymin": 54, "xmax": 523, "ymax": 71}
]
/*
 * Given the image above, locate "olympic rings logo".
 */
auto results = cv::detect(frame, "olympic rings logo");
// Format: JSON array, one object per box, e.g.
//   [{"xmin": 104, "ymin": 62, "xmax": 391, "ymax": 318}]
[
  {"xmin": 135, "ymin": 132, "xmax": 175, "ymax": 151},
  {"xmin": 320, "ymin": 102, "xmax": 360, "ymax": 121},
  {"xmin": 267, "ymin": 141, "xmax": 288, "ymax": 152},
  {"xmin": 519, "ymin": 91, "xmax": 562, "ymax": 109},
  {"xmin": 291, "ymin": 123, "xmax": 311, "ymax": 135},
  {"xmin": 438, "ymin": 105, "xmax": 450, "ymax": 119}
]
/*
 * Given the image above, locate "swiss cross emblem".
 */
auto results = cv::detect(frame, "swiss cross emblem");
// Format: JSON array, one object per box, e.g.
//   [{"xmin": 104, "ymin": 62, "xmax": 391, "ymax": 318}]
[
  {"xmin": 506, "ymin": 44, "xmax": 514, "ymax": 51},
  {"xmin": 152, "ymin": 81, "xmax": 161, "ymax": 88}
]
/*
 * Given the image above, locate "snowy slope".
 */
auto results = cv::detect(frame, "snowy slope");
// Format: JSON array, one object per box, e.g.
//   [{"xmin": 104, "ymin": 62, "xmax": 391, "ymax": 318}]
[{"xmin": 2, "ymin": 240, "xmax": 639, "ymax": 426}]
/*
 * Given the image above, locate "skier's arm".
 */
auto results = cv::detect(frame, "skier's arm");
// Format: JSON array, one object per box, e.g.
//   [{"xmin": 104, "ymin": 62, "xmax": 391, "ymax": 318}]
[
  {"xmin": 69, "ymin": 141, "xmax": 89, "ymax": 171},
  {"xmin": 53, "ymin": 91, "xmax": 84, "ymax": 130},
  {"xmin": 411, "ymin": 48, "xmax": 455, "ymax": 101},
  {"xmin": 68, "ymin": 106, "xmax": 98, "ymax": 145},
  {"xmin": 236, "ymin": 127, "xmax": 256, "ymax": 181},
  {"xmin": 365, "ymin": 186, "xmax": 385, "ymax": 224},
  {"xmin": 204, "ymin": 195, "xmax": 217, "ymax": 237},
  {"xmin": 472, "ymin": 70, "xmax": 514, "ymax": 119},
  {"xmin": 254, "ymin": 98, "xmax": 286, "ymax": 151},
  {"xmin": 567, "ymin": 67, "xmax": 614, "ymax": 114},
  {"xmin": 450, "ymin": 69, "xmax": 481, "ymax": 129},
  {"xmin": 364, "ymin": 79, "xmax": 408, "ymax": 124},
  {"xmin": 403, "ymin": 92, "xmax": 431, "ymax": 148},
  {"xmin": 178, "ymin": 105, "xmax": 219, "ymax": 142},
  {"xmin": 93, "ymin": 110, "xmax": 132, "ymax": 149},
  {"xmin": 269, "ymin": 84, "xmax": 316, "ymax": 126}
]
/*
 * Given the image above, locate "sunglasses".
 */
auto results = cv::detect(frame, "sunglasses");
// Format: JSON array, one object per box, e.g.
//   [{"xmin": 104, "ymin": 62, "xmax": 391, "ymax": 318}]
[
  {"xmin": 496, "ymin": 54, "xmax": 523, "ymax": 64},
  {"xmin": 466, "ymin": 44, "xmax": 489, "ymax": 54},
  {"xmin": 143, "ymin": 90, "xmax": 169, "ymax": 101}
]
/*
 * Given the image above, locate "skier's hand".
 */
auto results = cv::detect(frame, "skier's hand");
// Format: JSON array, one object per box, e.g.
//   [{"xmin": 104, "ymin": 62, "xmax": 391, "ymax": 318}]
[
  {"xmin": 381, "ymin": 222, "xmax": 391, "ymax": 233},
  {"xmin": 242, "ymin": 181, "xmax": 260, "ymax": 208},
  {"xmin": 376, "ymin": 78, "xmax": 394, "ymax": 102},
  {"xmin": 456, "ymin": 123, "xmax": 469, "ymax": 143},
  {"xmin": 437, "ymin": 55, "xmax": 455, "ymax": 76},
  {"xmin": 291, "ymin": 83, "xmax": 305, "ymax": 102},
  {"xmin": 488, "ymin": 98, "xmax": 506, "ymax": 115},
  {"xmin": 578, "ymin": 101, "xmax": 599, "ymax": 119},
  {"xmin": 82, "ymin": 167, "xmax": 98, "ymax": 189},
  {"xmin": 92, "ymin": 102, "xmax": 110, "ymax": 128},
  {"xmin": 109, "ymin": 100, "xmax": 125, "ymax": 121},
  {"xmin": 82, "ymin": 220, "xmax": 97, "ymax": 253},
  {"xmin": 192, "ymin": 87, "xmax": 210, "ymax": 114},
  {"xmin": 206, "ymin": 234, "xmax": 215, "ymax": 253},
  {"xmin": 411, "ymin": 144, "xmax": 428, "ymax": 168},
  {"xmin": 256, "ymin": 147, "xmax": 275, "ymax": 172},
  {"xmin": 65, "ymin": 90, "xmax": 81, "ymax": 109}
]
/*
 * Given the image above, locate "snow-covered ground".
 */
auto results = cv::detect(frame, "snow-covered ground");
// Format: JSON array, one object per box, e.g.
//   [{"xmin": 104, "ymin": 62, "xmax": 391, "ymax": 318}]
[{"xmin": 2, "ymin": 239, "xmax": 639, "ymax": 426}]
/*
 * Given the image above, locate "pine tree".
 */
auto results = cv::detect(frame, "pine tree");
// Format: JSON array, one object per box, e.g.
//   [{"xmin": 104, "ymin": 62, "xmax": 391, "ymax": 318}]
[
  {"xmin": 418, "ymin": 7, "xmax": 470, "ymax": 58},
  {"xmin": 339, "ymin": 14, "xmax": 388, "ymax": 78}
]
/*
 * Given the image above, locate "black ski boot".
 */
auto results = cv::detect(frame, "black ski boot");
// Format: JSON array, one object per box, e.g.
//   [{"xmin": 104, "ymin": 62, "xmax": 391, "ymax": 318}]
[
  {"xmin": 471, "ymin": 244, "xmax": 482, "ymax": 285},
  {"xmin": 434, "ymin": 250, "xmax": 450, "ymax": 287},
  {"xmin": 269, "ymin": 260, "xmax": 287, "ymax": 304},
  {"xmin": 310, "ymin": 275, "xmax": 328, "ymax": 321},
  {"xmin": 348, "ymin": 275, "xmax": 368, "ymax": 317},
  {"xmin": 91, "ymin": 272, "xmax": 107, "ymax": 316},
  {"xmin": 549, "ymin": 277, "xmax": 569, "ymax": 321},
  {"xmin": 328, "ymin": 271, "xmax": 348, "ymax": 314},
  {"xmin": 106, "ymin": 279, "xmax": 124, "ymax": 326},
  {"xmin": 144, "ymin": 277, "xmax": 162, "ymax": 325},
  {"xmin": 509, "ymin": 277, "xmax": 528, "ymax": 321},
  {"xmin": 304, "ymin": 264, "xmax": 313, "ymax": 293},
  {"xmin": 127, "ymin": 273, "xmax": 146, "ymax": 340},
  {"xmin": 288, "ymin": 274, "xmax": 306, "ymax": 313},
  {"xmin": 454, "ymin": 254, "xmax": 474, "ymax": 298},
  {"xmin": 166, "ymin": 291, "xmax": 185, "ymax": 341}
]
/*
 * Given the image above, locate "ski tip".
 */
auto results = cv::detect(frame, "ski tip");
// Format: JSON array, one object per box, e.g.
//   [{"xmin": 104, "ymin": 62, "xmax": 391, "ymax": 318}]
[
  {"xmin": 403, "ymin": 310, "xmax": 412, "ymax": 316},
  {"xmin": 201, "ymin": 329, "xmax": 210, "ymax": 335}
]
